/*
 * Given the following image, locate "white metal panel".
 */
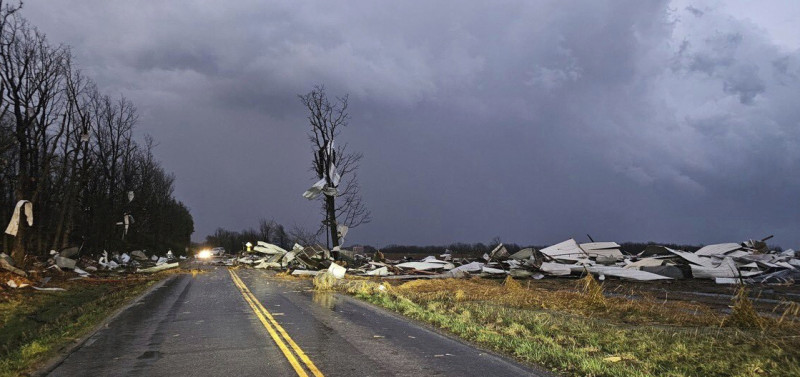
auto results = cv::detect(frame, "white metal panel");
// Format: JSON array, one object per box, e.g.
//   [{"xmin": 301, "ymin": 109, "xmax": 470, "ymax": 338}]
[
  {"xmin": 695, "ymin": 243, "xmax": 742, "ymax": 256},
  {"xmin": 540, "ymin": 239, "xmax": 587, "ymax": 261},
  {"xmin": 587, "ymin": 266, "xmax": 673, "ymax": 281}
]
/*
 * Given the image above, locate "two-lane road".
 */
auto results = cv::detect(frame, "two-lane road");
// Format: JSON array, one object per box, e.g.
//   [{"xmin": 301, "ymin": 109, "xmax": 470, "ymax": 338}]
[{"xmin": 45, "ymin": 267, "xmax": 544, "ymax": 376}]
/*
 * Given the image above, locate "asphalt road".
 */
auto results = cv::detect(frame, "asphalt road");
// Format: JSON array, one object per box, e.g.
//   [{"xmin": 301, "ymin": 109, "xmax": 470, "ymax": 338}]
[{"xmin": 46, "ymin": 266, "xmax": 544, "ymax": 376}]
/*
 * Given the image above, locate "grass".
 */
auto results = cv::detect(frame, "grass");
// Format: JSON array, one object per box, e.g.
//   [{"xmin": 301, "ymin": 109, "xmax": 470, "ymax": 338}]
[
  {"xmin": 313, "ymin": 271, "xmax": 338, "ymax": 291},
  {"xmin": 723, "ymin": 285, "xmax": 766, "ymax": 329},
  {"xmin": 320, "ymin": 275, "xmax": 800, "ymax": 377},
  {"xmin": 0, "ymin": 275, "xmax": 162, "ymax": 377}
]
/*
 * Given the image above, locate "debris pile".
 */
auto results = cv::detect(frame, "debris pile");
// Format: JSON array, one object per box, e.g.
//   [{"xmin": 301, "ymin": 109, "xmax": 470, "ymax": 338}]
[
  {"xmin": 2, "ymin": 247, "xmax": 183, "ymax": 292},
  {"xmin": 234, "ymin": 242, "xmax": 336, "ymax": 272},
  {"xmin": 236, "ymin": 236, "xmax": 799, "ymax": 285}
]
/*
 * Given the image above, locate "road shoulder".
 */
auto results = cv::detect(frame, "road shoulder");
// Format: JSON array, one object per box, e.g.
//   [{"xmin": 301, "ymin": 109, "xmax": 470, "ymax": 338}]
[{"xmin": 31, "ymin": 275, "xmax": 177, "ymax": 376}]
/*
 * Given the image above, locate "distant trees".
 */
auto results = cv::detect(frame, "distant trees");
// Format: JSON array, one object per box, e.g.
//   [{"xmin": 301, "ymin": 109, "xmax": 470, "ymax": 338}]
[
  {"xmin": 204, "ymin": 219, "xmax": 302, "ymax": 253},
  {"xmin": 298, "ymin": 85, "xmax": 370, "ymax": 252},
  {"xmin": 257, "ymin": 218, "xmax": 289, "ymax": 246},
  {"xmin": 617, "ymin": 242, "xmax": 701, "ymax": 254},
  {"xmin": 381, "ymin": 242, "xmax": 528, "ymax": 257},
  {"xmin": 205, "ymin": 228, "xmax": 248, "ymax": 255},
  {"xmin": 379, "ymin": 241, "xmax": 709, "ymax": 257},
  {"xmin": 0, "ymin": 2, "xmax": 193, "ymax": 264}
]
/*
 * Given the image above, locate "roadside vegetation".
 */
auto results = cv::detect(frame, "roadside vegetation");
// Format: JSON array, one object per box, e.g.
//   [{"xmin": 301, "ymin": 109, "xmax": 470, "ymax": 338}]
[
  {"xmin": 0, "ymin": 273, "xmax": 164, "ymax": 377},
  {"xmin": 317, "ymin": 274, "xmax": 800, "ymax": 377}
]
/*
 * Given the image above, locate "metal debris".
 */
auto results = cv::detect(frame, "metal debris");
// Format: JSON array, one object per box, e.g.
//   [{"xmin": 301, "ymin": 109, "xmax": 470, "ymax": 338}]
[
  {"xmin": 55, "ymin": 256, "xmax": 77, "ymax": 270},
  {"xmin": 227, "ymin": 236, "xmax": 798, "ymax": 286},
  {"xmin": 1, "ymin": 253, "xmax": 27, "ymax": 276},
  {"xmin": 138, "ymin": 262, "xmax": 180, "ymax": 273},
  {"xmin": 131, "ymin": 250, "xmax": 147, "ymax": 260},
  {"xmin": 59, "ymin": 246, "xmax": 80, "ymax": 259},
  {"xmin": 6, "ymin": 279, "xmax": 28, "ymax": 288},
  {"xmin": 328, "ymin": 262, "xmax": 346, "ymax": 279},
  {"xmin": 540, "ymin": 239, "xmax": 586, "ymax": 262},
  {"xmin": 4, "ymin": 200, "xmax": 33, "ymax": 236}
]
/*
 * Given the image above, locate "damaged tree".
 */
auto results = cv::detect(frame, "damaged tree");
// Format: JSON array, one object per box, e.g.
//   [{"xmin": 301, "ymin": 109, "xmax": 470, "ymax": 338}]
[{"xmin": 299, "ymin": 85, "xmax": 370, "ymax": 254}]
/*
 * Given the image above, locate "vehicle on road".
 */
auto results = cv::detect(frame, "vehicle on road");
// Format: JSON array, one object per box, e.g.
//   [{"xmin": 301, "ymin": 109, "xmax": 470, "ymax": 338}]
[{"xmin": 195, "ymin": 246, "xmax": 227, "ymax": 260}]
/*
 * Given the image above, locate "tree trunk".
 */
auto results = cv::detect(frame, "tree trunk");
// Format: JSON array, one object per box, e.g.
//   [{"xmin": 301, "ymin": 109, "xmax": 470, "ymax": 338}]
[
  {"xmin": 10, "ymin": 210, "xmax": 27, "ymax": 264},
  {"xmin": 11, "ymin": 166, "xmax": 30, "ymax": 265},
  {"xmin": 52, "ymin": 161, "xmax": 80, "ymax": 250},
  {"xmin": 11, "ymin": 103, "xmax": 29, "ymax": 264},
  {"xmin": 60, "ymin": 200, "xmax": 76, "ymax": 249},
  {"xmin": 1, "ymin": 201, "xmax": 7, "ymax": 253},
  {"xmin": 326, "ymin": 195, "xmax": 339, "ymax": 258}
]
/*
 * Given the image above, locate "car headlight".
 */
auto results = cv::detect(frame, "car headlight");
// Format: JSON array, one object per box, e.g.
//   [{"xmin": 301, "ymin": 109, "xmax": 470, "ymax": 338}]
[{"xmin": 197, "ymin": 250, "xmax": 212, "ymax": 259}]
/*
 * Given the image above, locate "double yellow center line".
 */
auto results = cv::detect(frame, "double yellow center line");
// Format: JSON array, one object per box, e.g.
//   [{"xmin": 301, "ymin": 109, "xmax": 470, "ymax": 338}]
[{"xmin": 228, "ymin": 269, "xmax": 324, "ymax": 377}]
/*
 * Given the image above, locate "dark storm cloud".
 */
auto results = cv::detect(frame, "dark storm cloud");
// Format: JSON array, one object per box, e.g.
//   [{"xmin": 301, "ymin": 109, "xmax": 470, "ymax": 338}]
[{"xmin": 21, "ymin": 0, "xmax": 800, "ymax": 248}]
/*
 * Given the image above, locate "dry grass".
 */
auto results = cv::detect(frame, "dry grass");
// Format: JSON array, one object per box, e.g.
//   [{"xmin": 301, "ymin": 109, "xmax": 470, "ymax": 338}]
[
  {"xmin": 775, "ymin": 300, "xmax": 800, "ymax": 326},
  {"xmin": 266, "ymin": 270, "xmax": 311, "ymax": 281},
  {"xmin": 389, "ymin": 276, "xmax": 721, "ymax": 327},
  {"xmin": 313, "ymin": 272, "xmax": 389, "ymax": 296},
  {"xmin": 722, "ymin": 286, "xmax": 765, "ymax": 329},
  {"xmin": 312, "ymin": 271, "xmax": 337, "ymax": 291},
  {"xmin": 579, "ymin": 273, "xmax": 606, "ymax": 309},
  {"xmin": 334, "ymin": 276, "xmax": 800, "ymax": 377},
  {"xmin": 503, "ymin": 275, "xmax": 523, "ymax": 291}
]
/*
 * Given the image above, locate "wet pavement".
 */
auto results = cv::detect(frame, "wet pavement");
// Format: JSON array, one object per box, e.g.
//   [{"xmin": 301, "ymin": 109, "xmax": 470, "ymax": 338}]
[{"xmin": 46, "ymin": 267, "xmax": 544, "ymax": 376}]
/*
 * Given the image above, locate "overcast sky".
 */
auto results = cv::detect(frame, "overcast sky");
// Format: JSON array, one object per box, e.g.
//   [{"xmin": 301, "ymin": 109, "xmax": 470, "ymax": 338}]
[{"xmin": 21, "ymin": 1, "xmax": 800, "ymax": 248}]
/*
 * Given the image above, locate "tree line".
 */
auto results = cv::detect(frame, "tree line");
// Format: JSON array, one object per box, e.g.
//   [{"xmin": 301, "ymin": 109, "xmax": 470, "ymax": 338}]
[
  {"xmin": 204, "ymin": 219, "xmax": 322, "ymax": 254},
  {"xmin": 204, "ymin": 221, "xmax": 735, "ymax": 259},
  {"xmin": 380, "ymin": 241, "xmax": 711, "ymax": 257},
  {"xmin": 380, "ymin": 241, "xmax": 525, "ymax": 257},
  {"xmin": 1, "ymin": 1, "xmax": 193, "ymax": 264}
]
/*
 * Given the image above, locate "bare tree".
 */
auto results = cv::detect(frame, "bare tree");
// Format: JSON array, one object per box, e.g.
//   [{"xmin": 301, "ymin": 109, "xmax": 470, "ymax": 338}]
[
  {"xmin": 0, "ymin": 6, "xmax": 71, "ymax": 263},
  {"xmin": 0, "ymin": 2, "xmax": 194, "ymax": 262},
  {"xmin": 50, "ymin": 67, "xmax": 95, "ymax": 250},
  {"xmin": 298, "ymin": 85, "xmax": 370, "ymax": 253},
  {"xmin": 288, "ymin": 222, "xmax": 322, "ymax": 247}
]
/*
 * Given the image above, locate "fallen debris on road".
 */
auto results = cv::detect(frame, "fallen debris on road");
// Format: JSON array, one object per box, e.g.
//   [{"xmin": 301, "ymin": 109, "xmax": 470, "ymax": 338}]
[{"xmin": 138, "ymin": 262, "xmax": 180, "ymax": 273}]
